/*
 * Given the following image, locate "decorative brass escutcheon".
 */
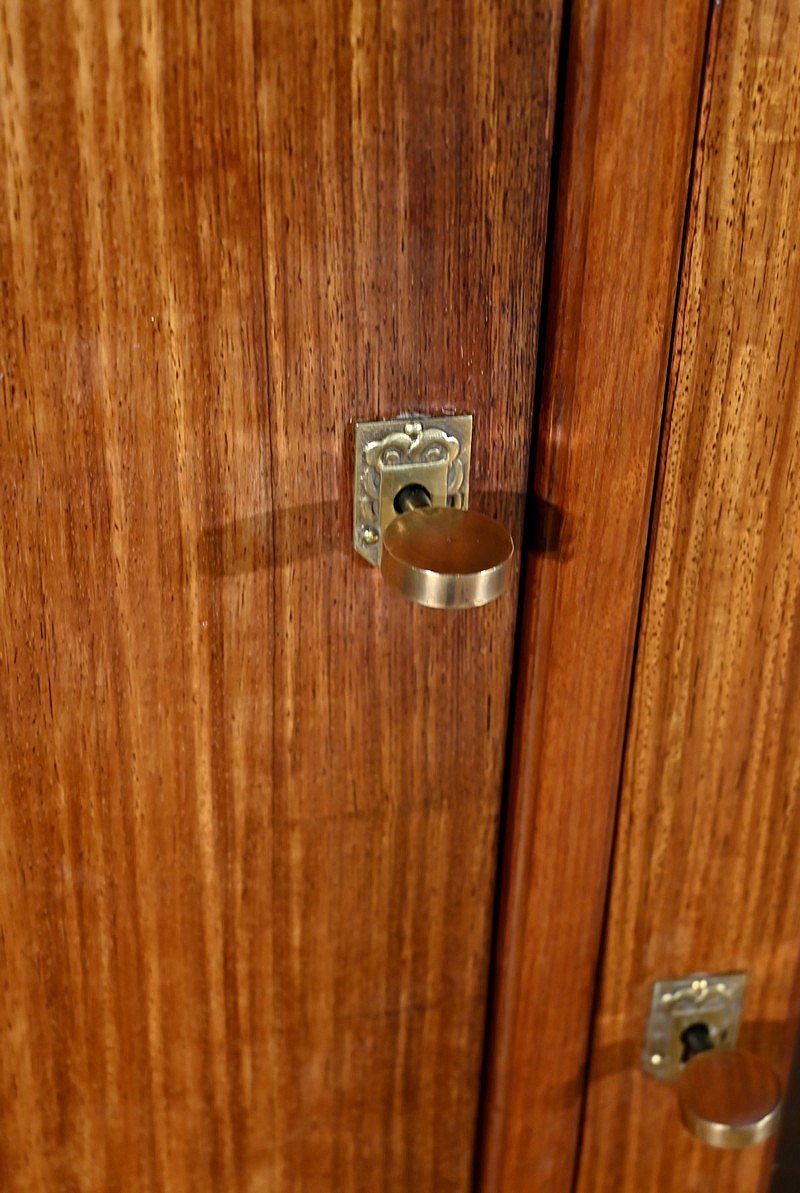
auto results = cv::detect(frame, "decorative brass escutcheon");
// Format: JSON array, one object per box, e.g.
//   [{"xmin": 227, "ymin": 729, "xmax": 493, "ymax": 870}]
[
  {"xmin": 353, "ymin": 415, "xmax": 513, "ymax": 609},
  {"xmin": 642, "ymin": 972, "xmax": 783, "ymax": 1149}
]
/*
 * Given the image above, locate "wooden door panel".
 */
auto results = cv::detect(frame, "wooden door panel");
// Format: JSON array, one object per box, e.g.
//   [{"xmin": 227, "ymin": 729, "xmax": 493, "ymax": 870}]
[
  {"xmin": 576, "ymin": 0, "xmax": 800, "ymax": 1188},
  {"xmin": 0, "ymin": 2, "xmax": 561, "ymax": 1189}
]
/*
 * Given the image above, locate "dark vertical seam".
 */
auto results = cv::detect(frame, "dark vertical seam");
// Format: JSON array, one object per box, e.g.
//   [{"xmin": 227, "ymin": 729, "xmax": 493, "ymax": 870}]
[{"xmin": 471, "ymin": 0, "xmax": 573, "ymax": 1184}]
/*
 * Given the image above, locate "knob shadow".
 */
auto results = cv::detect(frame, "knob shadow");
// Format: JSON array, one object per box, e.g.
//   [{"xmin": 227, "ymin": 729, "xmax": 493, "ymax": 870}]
[{"xmin": 198, "ymin": 490, "xmax": 539, "ymax": 577}]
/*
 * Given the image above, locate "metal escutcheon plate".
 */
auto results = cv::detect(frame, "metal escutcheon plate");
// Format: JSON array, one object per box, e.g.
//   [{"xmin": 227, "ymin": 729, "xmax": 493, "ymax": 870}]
[{"xmin": 353, "ymin": 414, "xmax": 473, "ymax": 567}]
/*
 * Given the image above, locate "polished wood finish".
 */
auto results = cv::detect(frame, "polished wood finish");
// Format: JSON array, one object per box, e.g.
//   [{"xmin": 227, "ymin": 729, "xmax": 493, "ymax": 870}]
[
  {"xmin": 576, "ymin": 0, "xmax": 800, "ymax": 1187},
  {"xmin": 479, "ymin": 0, "xmax": 709, "ymax": 1187},
  {"xmin": 0, "ymin": 2, "xmax": 560, "ymax": 1189}
]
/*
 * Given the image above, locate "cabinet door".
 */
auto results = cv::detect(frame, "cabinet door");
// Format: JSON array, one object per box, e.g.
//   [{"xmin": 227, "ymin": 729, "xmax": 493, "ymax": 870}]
[
  {"xmin": 0, "ymin": 3, "xmax": 560, "ymax": 1188},
  {"xmin": 482, "ymin": 0, "xmax": 800, "ymax": 1189},
  {"xmin": 577, "ymin": 0, "xmax": 800, "ymax": 1188}
]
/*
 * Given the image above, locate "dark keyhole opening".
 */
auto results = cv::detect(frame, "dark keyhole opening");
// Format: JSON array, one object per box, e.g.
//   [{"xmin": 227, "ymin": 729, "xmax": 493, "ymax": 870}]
[
  {"xmin": 394, "ymin": 484, "xmax": 433, "ymax": 514},
  {"xmin": 680, "ymin": 1021, "xmax": 714, "ymax": 1063}
]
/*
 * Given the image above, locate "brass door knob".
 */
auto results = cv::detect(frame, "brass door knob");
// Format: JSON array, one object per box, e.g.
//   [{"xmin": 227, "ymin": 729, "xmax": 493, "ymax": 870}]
[
  {"xmin": 381, "ymin": 485, "xmax": 513, "ymax": 610},
  {"xmin": 676, "ymin": 1028, "xmax": 782, "ymax": 1149},
  {"xmin": 353, "ymin": 415, "xmax": 514, "ymax": 609},
  {"xmin": 643, "ymin": 973, "xmax": 783, "ymax": 1151}
]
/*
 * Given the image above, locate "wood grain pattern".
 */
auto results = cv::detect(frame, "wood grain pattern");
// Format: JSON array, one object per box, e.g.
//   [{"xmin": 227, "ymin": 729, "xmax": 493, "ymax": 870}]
[
  {"xmin": 479, "ymin": 0, "xmax": 709, "ymax": 1187},
  {"xmin": 0, "ymin": 2, "xmax": 560, "ymax": 1189},
  {"xmin": 576, "ymin": 0, "xmax": 800, "ymax": 1188}
]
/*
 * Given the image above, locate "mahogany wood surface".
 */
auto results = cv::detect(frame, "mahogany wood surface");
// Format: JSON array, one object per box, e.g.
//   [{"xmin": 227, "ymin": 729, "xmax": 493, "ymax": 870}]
[
  {"xmin": 576, "ymin": 0, "xmax": 800, "ymax": 1187},
  {"xmin": 0, "ymin": 2, "xmax": 560, "ymax": 1188},
  {"xmin": 479, "ymin": 0, "xmax": 709, "ymax": 1187}
]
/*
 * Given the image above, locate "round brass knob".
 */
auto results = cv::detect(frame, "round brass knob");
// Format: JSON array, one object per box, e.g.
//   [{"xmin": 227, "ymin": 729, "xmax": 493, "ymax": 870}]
[
  {"xmin": 676, "ymin": 1048, "xmax": 782, "ymax": 1149},
  {"xmin": 381, "ymin": 506, "xmax": 514, "ymax": 609}
]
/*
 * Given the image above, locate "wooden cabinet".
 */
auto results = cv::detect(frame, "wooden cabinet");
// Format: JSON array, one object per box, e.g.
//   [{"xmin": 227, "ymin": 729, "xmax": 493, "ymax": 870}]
[{"xmin": 1, "ymin": 0, "xmax": 798, "ymax": 1189}]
